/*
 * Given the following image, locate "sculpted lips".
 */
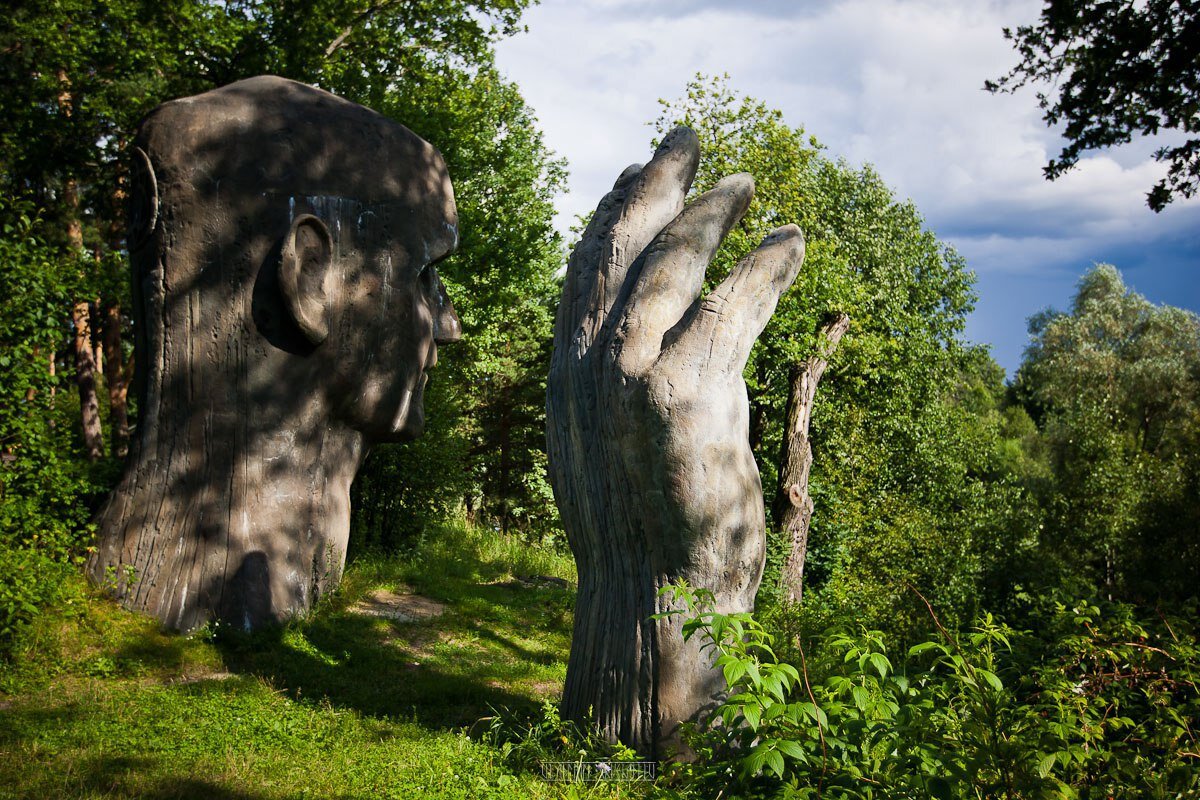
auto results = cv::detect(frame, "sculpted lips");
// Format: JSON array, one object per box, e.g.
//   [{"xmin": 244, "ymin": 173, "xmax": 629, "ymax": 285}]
[{"xmin": 416, "ymin": 344, "xmax": 438, "ymax": 396}]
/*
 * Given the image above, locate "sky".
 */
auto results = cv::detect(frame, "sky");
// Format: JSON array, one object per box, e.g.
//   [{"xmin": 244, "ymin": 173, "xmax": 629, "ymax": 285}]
[{"xmin": 493, "ymin": 0, "xmax": 1200, "ymax": 376}]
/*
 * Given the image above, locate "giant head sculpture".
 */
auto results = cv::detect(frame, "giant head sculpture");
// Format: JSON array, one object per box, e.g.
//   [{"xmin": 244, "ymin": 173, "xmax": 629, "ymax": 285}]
[{"xmin": 89, "ymin": 76, "xmax": 461, "ymax": 632}]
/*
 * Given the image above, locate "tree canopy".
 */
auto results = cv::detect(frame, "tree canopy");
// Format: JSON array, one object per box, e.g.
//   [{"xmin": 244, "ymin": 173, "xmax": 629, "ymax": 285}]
[
  {"xmin": 654, "ymin": 76, "xmax": 998, "ymax": 634},
  {"xmin": 0, "ymin": 0, "xmax": 564, "ymax": 632},
  {"xmin": 1013, "ymin": 264, "xmax": 1200, "ymax": 599},
  {"xmin": 986, "ymin": 0, "xmax": 1200, "ymax": 211}
]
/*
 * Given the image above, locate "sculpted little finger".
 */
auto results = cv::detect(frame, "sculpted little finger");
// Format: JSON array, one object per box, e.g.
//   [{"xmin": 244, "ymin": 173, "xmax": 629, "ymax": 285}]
[
  {"xmin": 665, "ymin": 224, "xmax": 805, "ymax": 376},
  {"xmin": 714, "ymin": 224, "xmax": 806, "ymax": 367}
]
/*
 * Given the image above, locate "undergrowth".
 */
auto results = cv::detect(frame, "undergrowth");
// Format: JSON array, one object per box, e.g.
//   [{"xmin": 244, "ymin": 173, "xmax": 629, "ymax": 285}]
[
  {"xmin": 656, "ymin": 582, "xmax": 1200, "ymax": 800},
  {"xmin": 7, "ymin": 518, "xmax": 1197, "ymax": 799}
]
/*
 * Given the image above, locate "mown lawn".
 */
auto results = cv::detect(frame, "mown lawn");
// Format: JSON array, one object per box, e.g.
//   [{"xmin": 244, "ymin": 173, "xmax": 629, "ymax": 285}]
[{"xmin": 0, "ymin": 522, "xmax": 649, "ymax": 799}]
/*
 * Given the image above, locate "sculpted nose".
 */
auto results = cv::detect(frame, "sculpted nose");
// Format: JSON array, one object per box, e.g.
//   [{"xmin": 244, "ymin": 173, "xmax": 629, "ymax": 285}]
[{"xmin": 432, "ymin": 272, "xmax": 462, "ymax": 344}]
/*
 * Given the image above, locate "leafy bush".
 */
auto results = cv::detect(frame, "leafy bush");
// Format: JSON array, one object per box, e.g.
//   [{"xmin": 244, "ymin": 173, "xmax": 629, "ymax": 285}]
[
  {"xmin": 659, "ymin": 582, "xmax": 1200, "ymax": 799},
  {"xmin": 0, "ymin": 203, "xmax": 112, "ymax": 654}
]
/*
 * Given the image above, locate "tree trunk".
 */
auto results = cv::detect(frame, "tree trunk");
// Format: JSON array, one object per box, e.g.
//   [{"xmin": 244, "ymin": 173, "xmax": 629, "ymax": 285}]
[
  {"xmin": 773, "ymin": 312, "xmax": 850, "ymax": 604},
  {"xmin": 103, "ymin": 302, "xmax": 131, "ymax": 458},
  {"xmin": 58, "ymin": 73, "xmax": 103, "ymax": 459},
  {"xmin": 72, "ymin": 299, "xmax": 104, "ymax": 461},
  {"xmin": 26, "ymin": 346, "xmax": 41, "ymax": 403},
  {"xmin": 91, "ymin": 296, "xmax": 104, "ymax": 377},
  {"xmin": 497, "ymin": 385, "xmax": 513, "ymax": 533},
  {"xmin": 748, "ymin": 361, "xmax": 770, "ymax": 452}
]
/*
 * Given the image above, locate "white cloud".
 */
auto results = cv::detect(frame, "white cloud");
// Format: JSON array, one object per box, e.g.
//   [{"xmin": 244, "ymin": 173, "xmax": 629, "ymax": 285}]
[{"xmin": 495, "ymin": 0, "xmax": 1200, "ymax": 372}]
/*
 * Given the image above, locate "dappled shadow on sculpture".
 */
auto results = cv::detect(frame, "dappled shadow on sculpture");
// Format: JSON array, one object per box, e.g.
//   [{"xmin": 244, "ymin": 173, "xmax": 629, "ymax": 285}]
[
  {"xmin": 88, "ymin": 76, "xmax": 462, "ymax": 632},
  {"xmin": 547, "ymin": 127, "xmax": 806, "ymax": 756}
]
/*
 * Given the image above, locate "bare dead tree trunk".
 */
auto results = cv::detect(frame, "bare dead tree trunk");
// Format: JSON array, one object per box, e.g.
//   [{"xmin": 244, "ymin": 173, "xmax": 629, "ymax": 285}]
[
  {"xmin": 58, "ymin": 72, "xmax": 103, "ymax": 459},
  {"xmin": 72, "ymin": 299, "xmax": 104, "ymax": 460},
  {"xmin": 103, "ymin": 302, "xmax": 131, "ymax": 458},
  {"xmin": 773, "ymin": 312, "xmax": 850, "ymax": 604}
]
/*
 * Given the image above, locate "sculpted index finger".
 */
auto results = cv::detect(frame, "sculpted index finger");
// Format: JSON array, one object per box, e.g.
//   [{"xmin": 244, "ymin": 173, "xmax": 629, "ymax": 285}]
[
  {"xmin": 620, "ymin": 126, "xmax": 701, "ymax": 240},
  {"xmin": 557, "ymin": 162, "xmax": 644, "ymax": 345},
  {"xmin": 599, "ymin": 127, "xmax": 701, "ymax": 315}
]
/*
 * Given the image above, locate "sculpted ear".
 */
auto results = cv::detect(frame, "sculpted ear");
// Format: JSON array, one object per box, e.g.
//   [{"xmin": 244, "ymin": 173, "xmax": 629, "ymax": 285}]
[
  {"xmin": 280, "ymin": 214, "xmax": 333, "ymax": 345},
  {"xmin": 127, "ymin": 147, "xmax": 158, "ymax": 252}
]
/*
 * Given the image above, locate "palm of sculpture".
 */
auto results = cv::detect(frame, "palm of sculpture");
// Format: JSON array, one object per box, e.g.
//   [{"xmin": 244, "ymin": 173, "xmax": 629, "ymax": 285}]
[{"xmin": 547, "ymin": 127, "xmax": 806, "ymax": 754}]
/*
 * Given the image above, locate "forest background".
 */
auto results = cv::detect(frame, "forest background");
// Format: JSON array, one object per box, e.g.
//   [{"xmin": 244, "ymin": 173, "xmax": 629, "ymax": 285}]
[{"xmin": 1, "ymin": 1, "xmax": 1199, "ymax": 796}]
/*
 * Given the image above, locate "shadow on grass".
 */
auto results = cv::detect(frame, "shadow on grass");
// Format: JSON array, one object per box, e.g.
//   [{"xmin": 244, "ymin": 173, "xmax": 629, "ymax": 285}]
[
  {"xmin": 206, "ymin": 580, "xmax": 573, "ymax": 731},
  {"xmin": 106, "ymin": 626, "xmax": 195, "ymax": 676},
  {"xmin": 0, "ymin": 752, "xmax": 272, "ymax": 800},
  {"xmin": 78, "ymin": 757, "xmax": 270, "ymax": 800}
]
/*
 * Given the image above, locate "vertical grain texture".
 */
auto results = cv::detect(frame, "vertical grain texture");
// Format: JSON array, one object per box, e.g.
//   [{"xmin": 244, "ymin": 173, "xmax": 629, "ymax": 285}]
[{"xmin": 548, "ymin": 130, "xmax": 806, "ymax": 756}]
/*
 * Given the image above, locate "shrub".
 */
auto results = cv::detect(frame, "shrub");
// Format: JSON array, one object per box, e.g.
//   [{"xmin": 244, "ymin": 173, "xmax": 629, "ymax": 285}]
[
  {"xmin": 659, "ymin": 582, "xmax": 1200, "ymax": 799},
  {"xmin": 0, "ymin": 203, "xmax": 113, "ymax": 655}
]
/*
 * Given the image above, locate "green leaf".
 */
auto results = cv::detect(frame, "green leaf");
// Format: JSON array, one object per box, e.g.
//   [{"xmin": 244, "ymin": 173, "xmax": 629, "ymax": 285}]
[
  {"xmin": 868, "ymin": 652, "xmax": 891, "ymax": 679},
  {"xmin": 775, "ymin": 739, "xmax": 807, "ymax": 762},
  {"xmin": 909, "ymin": 641, "xmax": 944, "ymax": 657},
  {"xmin": 723, "ymin": 659, "xmax": 747, "ymax": 687},
  {"xmin": 742, "ymin": 747, "xmax": 767, "ymax": 778},
  {"xmin": 762, "ymin": 670, "xmax": 786, "ymax": 702},
  {"xmin": 977, "ymin": 668, "xmax": 1003, "ymax": 692},
  {"xmin": 763, "ymin": 748, "xmax": 786, "ymax": 778},
  {"xmin": 743, "ymin": 703, "xmax": 762, "ymax": 731},
  {"xmin": 745, "ymin": 661, "xmax": 761, "ymax": 688}
]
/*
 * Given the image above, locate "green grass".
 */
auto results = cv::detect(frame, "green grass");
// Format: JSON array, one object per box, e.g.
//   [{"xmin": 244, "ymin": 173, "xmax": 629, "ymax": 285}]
[{"xmin": 0, "ymin": 520, "xmax": 650, "ymax": 799}]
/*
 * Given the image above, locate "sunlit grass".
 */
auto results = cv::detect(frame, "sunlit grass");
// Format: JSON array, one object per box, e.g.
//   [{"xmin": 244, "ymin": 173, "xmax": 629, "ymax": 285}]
[{"xmin": 0, "ymin": 520, "xmax": 649, "ymax": 799}]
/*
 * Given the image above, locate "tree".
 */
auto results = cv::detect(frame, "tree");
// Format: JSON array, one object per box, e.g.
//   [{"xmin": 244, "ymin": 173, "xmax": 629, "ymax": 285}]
[
  {"xmin": 774, "ymin": 311, "xmax": 849, "ymax": 603},
  {"xmin": 1013, "ymin": 264, "xmax": 1200, "ymax": 599},
  {"xmin": 0, "ymin": 0, "xmax": 536, "ymax": 464},
  {"xmin": 0, "ymin": 201, "xmax": 113, "ymax": 649},
  {"xmin": 654, "ymin": 77, "xmax": 984, "ymax": 630},
  {"xmin": 986, "ymin": 0, "xmax": 1200, "ymax": 211},
  {"xmin": 351, "ymin": 62, "xmax": 566, "ymax": 546}
]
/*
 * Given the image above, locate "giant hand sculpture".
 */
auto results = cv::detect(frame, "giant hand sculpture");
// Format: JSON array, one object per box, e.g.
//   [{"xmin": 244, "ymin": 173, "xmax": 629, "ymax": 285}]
[{"xmin": 547, "ymin": 127, "xmax": 806, "ymax": 755}]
